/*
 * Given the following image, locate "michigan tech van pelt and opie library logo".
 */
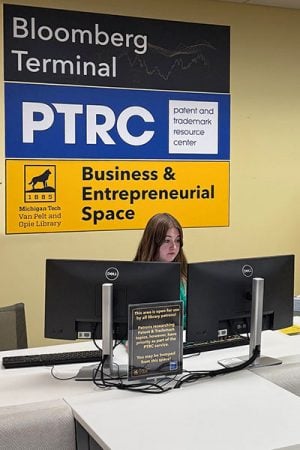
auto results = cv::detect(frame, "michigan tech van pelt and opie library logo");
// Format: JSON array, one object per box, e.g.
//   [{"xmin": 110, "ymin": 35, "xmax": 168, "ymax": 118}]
[{"xmin": 24, "ymin": 165, "xmax": 56, "ymax": 202}]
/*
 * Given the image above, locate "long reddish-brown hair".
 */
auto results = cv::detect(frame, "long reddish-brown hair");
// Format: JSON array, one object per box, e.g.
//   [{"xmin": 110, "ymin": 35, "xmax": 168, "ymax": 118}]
[{"xmin": 133, "ymin": 213, "xmax": 187, "ymax": 280}]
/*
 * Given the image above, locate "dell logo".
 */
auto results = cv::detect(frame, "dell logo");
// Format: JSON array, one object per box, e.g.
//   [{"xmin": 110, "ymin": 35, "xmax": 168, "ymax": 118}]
[
  {"xmin": 105, "ymin": 267, "xmax": 119, "ymax": 281},
  {"xmin": 242, "ymin": 265, "xmax": 254, "ymax": 277}
]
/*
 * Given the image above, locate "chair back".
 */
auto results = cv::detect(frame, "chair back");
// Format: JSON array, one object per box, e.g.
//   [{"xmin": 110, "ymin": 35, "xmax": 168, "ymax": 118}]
[{"xmin": 0, "ymin": 303, "xmax": 28, "ymax": 350}]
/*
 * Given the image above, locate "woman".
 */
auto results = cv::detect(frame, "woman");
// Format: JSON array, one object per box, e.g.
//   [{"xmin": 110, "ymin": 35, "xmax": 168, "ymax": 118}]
[{"xmin": 134, "ymin": 212, "xmax": 187, "ymax": 326}]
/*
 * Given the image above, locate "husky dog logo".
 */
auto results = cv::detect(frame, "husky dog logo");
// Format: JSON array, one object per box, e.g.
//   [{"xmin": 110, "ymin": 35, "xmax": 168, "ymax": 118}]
[
  {"xmin": 25, "ymin": 165, "xmax": 56, "ymax": 203},
  {"xmin": 28, "ymin": 169, "xmax": 51, "ymax": 190}
]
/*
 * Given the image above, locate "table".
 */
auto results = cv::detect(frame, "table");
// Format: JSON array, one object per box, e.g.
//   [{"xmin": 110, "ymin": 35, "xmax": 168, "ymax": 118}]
[
  {"xmin": 2, "ymin": 327, "xmax": 300, "ymax": 450},
  {"xmin": 67, "ymin": 369, "xmax": 300, "ymax": 450},
  {"xmin": 0, "ymin": 340, "xmax": 103, "ymax": 407},
  {"xmin": 65, "ymin": 328, "xmax": 300, "ymax": 450}
]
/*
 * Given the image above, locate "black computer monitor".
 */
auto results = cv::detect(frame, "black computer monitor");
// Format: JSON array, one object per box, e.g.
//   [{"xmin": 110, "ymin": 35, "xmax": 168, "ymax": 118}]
[
  {"xmin": 186, "ymin": 255, "xmax": 295, "ymax": 343},
  {"xmin": 45, "ymin": 259, "xmax": 181, "ymax": 341}
]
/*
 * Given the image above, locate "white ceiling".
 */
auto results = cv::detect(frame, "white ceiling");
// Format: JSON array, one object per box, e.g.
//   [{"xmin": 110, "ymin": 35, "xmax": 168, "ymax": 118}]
[{"xmin": 217, "ymin": 0, "xmax": 300, "ymax": 9}]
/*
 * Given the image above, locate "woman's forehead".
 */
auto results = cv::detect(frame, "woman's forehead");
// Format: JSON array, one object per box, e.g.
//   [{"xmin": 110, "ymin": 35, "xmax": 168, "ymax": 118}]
[{"xmin": 165, "ymin": 227, "xmax": 180, "ymax": 236}]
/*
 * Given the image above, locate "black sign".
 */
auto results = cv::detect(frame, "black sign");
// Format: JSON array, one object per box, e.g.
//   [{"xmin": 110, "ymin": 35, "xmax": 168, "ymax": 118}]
[
  {"xmin": 4, "ymin": 4, "xmax": 230, "ymax": 92},
  {"xmin": 128, "ymin": 301, "xmax": 183, "ymax": 381}
]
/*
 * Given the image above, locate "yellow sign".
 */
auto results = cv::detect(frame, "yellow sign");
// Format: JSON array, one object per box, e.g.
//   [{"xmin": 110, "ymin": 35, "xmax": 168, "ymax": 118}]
[{"xmin": 6, "ymin": 160, "xmax": 229, "ymax": 233}]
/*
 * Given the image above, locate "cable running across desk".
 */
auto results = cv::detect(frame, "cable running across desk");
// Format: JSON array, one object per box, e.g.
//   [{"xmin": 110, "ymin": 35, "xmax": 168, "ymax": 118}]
[
  {"xmin": 2, "ymin": 343, "xmax": 260, "ymax": 394},
  {"xmin": 174, "ymin": 345, "xmax": 260, "ymax": 388},
  {"xmin": 90, "ymin": 345, "xmax": 260, "ymax": 394}
]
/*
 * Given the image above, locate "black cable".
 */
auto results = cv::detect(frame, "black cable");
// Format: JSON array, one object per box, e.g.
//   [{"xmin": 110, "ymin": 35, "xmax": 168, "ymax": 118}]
[
  {"xmin": 66, "ymin": 330, "xmax": 261, "ymax": 393},
  {"xmin": 92, "ymin": 338, "xmax": 102, "ymax": 352},
  {"xmin": 50, "ymin": 341, "xmax": 259, "ymax": 392},
  {"xmin": 91, "ymin": 354, "xmax": 175, "ymax": 393},
  {"xmin": 91, "ymin": 343, "xmax": 260, "ymax": 393},
  {"xmin": 174, "ymin": 345, "xmax": 260, "ymax": 389}
]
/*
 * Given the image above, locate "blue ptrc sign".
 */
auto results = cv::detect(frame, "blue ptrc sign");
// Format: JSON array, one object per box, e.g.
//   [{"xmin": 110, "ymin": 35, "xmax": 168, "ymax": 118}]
[{"xmin": 5, "ymin": 83, "xmax": 230, "ymax": 160}]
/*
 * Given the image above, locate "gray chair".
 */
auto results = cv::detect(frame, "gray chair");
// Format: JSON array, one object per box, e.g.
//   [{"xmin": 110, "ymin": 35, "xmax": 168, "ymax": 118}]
[{"xmin": 0, "ymin": 303, "xmax": 28, "ymax": 351}]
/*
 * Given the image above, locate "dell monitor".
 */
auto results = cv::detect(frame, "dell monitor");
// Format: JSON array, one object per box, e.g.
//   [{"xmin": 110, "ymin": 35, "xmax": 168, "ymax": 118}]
[
  {"xmin": 45, "ymin": 259, "xmax": 181, "ymax": 342},
  {"xmin": 186, "ymin": 255, "xmax": 295, "ymax": 347}
]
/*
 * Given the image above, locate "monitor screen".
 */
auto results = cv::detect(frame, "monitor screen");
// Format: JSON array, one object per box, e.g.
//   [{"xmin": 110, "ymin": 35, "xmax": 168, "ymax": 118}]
[
  {"xmin": 186, "ymin": 255, "xmax": 295, "ymax": 343},
  {"xmin": 45, "ymin": 259, "xmax": 181, "ymax": 341}
]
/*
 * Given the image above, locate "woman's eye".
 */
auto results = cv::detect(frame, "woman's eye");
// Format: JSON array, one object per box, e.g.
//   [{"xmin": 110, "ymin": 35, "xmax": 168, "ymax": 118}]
[{"xmin": 163, "ymin": 238, "xmax": 181, "ymax": 245}]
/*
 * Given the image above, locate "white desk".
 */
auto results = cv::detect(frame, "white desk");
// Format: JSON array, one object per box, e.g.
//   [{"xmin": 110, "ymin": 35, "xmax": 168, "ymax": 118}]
[
  {"xmin": 1, "ymin": 328, "xmax": 300, "ymax": 450},
  {"xmin": 66, "ymin": 370, "xmax": 300, "ymax": 450},
  {"xmin": 1, "ymin": 321, "xmax": 299, "ymax": 408},
  {"xmin": 0, "ymin": 341, "xmax": 103, "ymax": 407},
  {"xmin": 65, "ymin": 329, "xmax": 300, "ymax": 450}
]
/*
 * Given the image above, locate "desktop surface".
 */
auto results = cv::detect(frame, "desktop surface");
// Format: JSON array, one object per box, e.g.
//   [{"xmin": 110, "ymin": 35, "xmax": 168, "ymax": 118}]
[
  {"xmin": 0, "ymin": 341, "xmax": 103, "ymax": 407},
  {"xmin": 1, "ymin": 328, "xmax": 300, "ymax": 449},
  {"xmin": 66, "ymin": 368, "xmax": 300, "ymax": 450},
  {"xmin": 65, "ymin": 326, "xmax": 300, "ymax": 450}
]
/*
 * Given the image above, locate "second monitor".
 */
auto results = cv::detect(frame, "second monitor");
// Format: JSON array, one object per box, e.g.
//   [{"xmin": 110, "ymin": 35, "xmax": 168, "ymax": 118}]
[{"xmin": 186, "ymin": 254, "xmax": 295, "ymax": 344}]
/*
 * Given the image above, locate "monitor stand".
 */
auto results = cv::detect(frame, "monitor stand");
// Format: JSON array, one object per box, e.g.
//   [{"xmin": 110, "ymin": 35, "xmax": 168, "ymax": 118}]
[
  {"xmin": 76, "ymin": 282, "xmax": 128, "ymax": 381},
  {"xmin": 218, "ymin": 277, "xmax": 282, "ymax": 369}
]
